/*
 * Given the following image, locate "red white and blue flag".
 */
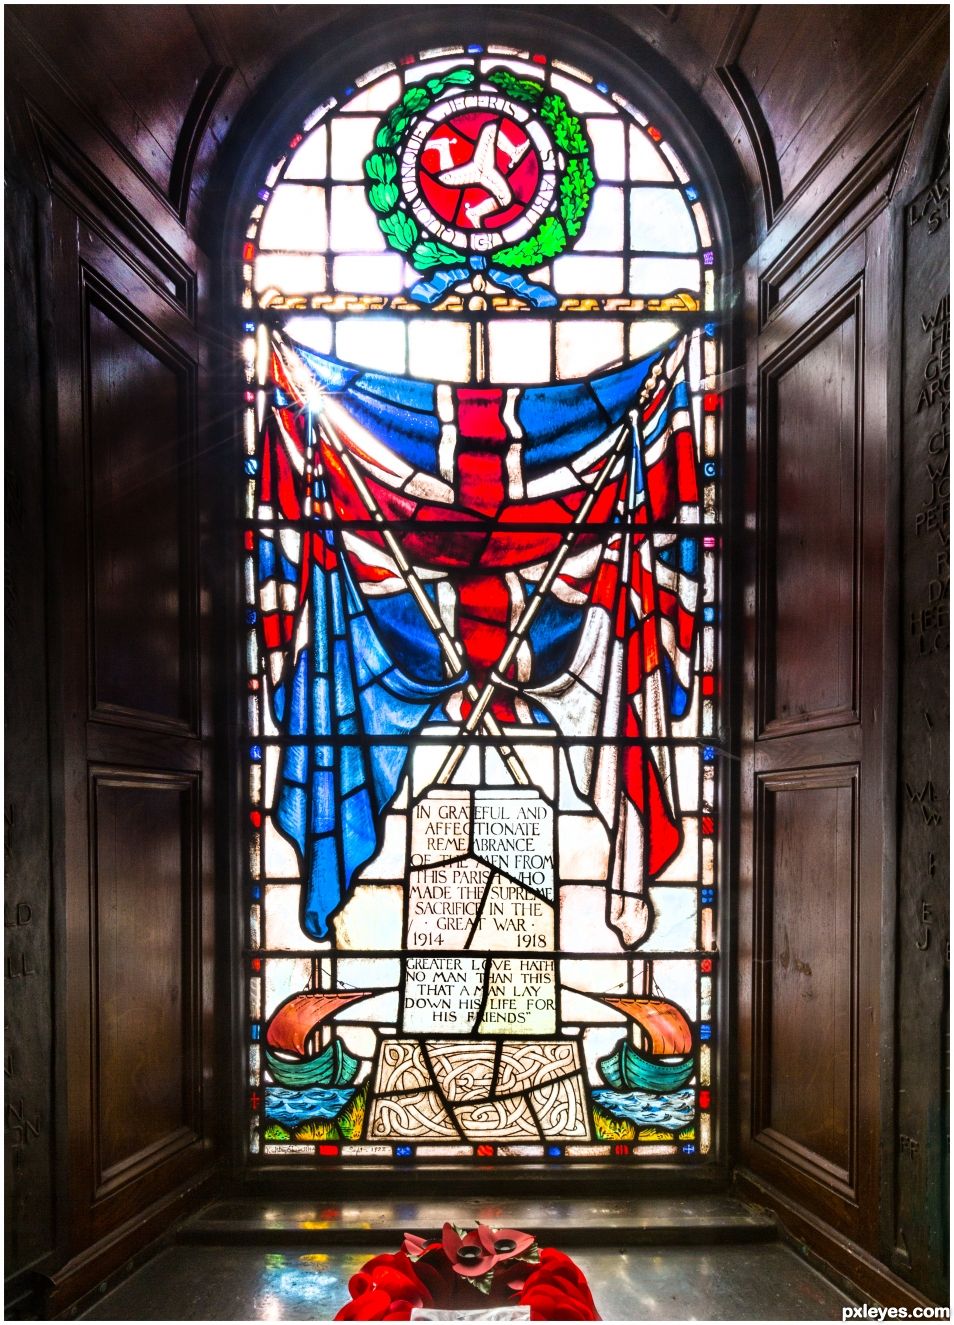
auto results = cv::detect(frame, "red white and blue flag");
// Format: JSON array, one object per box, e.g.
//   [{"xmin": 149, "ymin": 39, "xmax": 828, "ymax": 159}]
[{"xmin": 255, "ymin": 332, "xmax": 700, "ymax": 942}]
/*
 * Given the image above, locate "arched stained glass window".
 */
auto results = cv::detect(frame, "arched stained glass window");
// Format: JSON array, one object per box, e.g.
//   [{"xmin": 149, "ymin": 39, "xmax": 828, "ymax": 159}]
[{"xmin": 241, "ymin": 42, "xmax": 722, "ymax": 1166}]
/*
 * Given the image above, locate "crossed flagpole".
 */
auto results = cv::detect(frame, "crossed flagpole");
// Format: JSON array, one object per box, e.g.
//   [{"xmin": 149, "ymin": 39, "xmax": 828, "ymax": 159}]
[{"xmin": 275, "ymin": 334, "xmax": 645, "ymax": 796}]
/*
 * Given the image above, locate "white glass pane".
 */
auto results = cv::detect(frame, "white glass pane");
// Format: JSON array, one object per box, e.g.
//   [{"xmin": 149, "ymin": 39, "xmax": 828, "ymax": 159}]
[
  {"xmin": 335, "ymin": 316, "xmax": 406, "ymax": 372},
  {"xmin": 552, "ymin": 59, "xmax": 593, "ymax": 83},
  {"xmin": 263, "ymin": 884, "xmax": 323, "ymax": 950},
  {"xmin": 343, "ymin": 72, "xmax": 401, "ymax": 112},
  {"xmin": 576, "ymin": 186, "xmax": 624, "ymax": 251},
  {"xmin": 330, "ymin": 116, "xmax": 378, "ymax": 180},
  {"xmin": 660, "ymin": 139, "xmax": 691, "ymax": 183},
  {"xmin": 551, "ymin": 255, "xmax": 624, "ymax": 294},
  {"xmin": 282, "ymin": 315, "xmax": 333, "ymax": 356},
  {"xmin": 411, "ymin": 56, "xmax": 477, "ymax": 80},
  {"xmin": 258, "ymin": 185, "xmax": 327, "ymax": 251},
  {"xmin": 254, "ymin": 253, "xmax": 327, "ymax": 296},
  {"xmin": 550, "ymin": 69, "xmax": 614, "ymax": 114},
  {"xmin": 629, "ymin": 256, "xmax": 701, "ymax": 296},
  {"xmin": 408, "ymin": 319, "xmax": 472, "ymax": 382},
  {"xmin": 705, "ymin": 268, "xmax": 716, "ymax": 310},
  {"xmin": 264, "ymin": 814, "xmax": 299, "ymax": 877},
  {"xmin": 630, "ymin": 187, "xmax": 698, "ymax": 252},
  {"xmin": 555, "ymin": 319, "xmax": 624, "ymax": 379},
  {"xmin": 332, "ymin": 253, "xmax": 406, "ymax": 294},
  {"xmin": 478, "ymin": 55, "xmax": 543, "ymax": 81},
  {"xmin": 488, "ymin": 319, "xmax": 551, "ymax": 384},
  {"xmin": 588, "ymin": 119, "xmax": 626, "ymax": 182},
  {"xmin": 629, "ymin": 125, "xmax": 674, "ymax": 181},
  {"xmin": 285, "ymin": 126, "xmax": 328, "ymax": 180},
  {"xmin": 263, "ymin": 956, "xmax": 313, "ymax": 1019},
  {"xmin": 692, "ymin": 200, "xmax": 712, "ymax": 246},
  {"xmin": 629, "ymin": 319, "xmax": 679, "ymax": 359},
  {"xmin": 330, "ymin": 184, "xmax": 386, "ymax": 252},
  {"xmin": 303, "ymin": 97, "xmax": 335, "ymax": 132},
  {"xmin": 642, "ymin": 887, "xmax": 698, "ymax": 952},
  {"xmin": 652, "ymin": 960, "xmax": 697, "ymax": 1019}
]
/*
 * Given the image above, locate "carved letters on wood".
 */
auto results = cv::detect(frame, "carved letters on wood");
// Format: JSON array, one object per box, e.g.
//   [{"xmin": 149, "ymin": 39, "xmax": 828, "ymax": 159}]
[{"xmin": 892, "ymin": 158, "xmax": 949, "ymax": 1301}]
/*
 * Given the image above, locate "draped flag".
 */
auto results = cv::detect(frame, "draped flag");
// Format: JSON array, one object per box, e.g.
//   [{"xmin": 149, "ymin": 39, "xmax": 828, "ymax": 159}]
[{"xmin": 256, "ymin": 332, "xmax": 700, "ymax": 942}]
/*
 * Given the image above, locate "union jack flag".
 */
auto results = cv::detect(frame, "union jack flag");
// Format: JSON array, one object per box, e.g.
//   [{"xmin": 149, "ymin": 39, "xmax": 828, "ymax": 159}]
[{"xmin": 254, "ymin": 332, "xmax": 700, "ymax": 943}]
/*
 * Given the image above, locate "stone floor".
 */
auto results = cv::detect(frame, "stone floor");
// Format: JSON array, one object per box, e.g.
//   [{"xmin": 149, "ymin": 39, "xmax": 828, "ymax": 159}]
[{"xmin": 81, "ymin": 1199, "xmax": 856, "ymax": 1321}]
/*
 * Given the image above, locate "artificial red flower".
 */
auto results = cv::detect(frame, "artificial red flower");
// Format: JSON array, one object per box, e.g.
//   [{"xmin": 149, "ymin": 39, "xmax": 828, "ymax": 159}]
[
  {"xmin": 476, "ymin": 1222, "xmax": 536, "ymax": 1263},
  {"xmin": 441, "ymin": 1221, "xmax": 536, "ymax": 1279},
  {"xmin": 335, "ymin": 1230, "xmax": 601, "ymax": 1320},
  {"xmin": 442, "ymin": 1222, "xmax": 495, "ymax": 1278},
  {"xmin": 518, "ymin": 1248, "xmax": 602, "ymax": 1320},
  {"xmin": 334, "ymin": 1249, "xmax": 433, "ymax": 1320}
]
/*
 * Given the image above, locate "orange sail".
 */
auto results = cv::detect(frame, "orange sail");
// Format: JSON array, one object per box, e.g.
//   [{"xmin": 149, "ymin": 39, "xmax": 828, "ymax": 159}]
[
  {"xmin": 598, "ymin": 996, "xmax": 693, "ymax": 1056},
  {"xmin": 265, "ymin": 991, "xmax": 372, "ymax": 1056}
]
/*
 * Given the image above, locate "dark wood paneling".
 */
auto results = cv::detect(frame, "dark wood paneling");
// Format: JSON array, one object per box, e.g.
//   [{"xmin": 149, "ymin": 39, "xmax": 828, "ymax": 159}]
[
  {"xmin": 759, "ymin": 291, "xmax": 861, "ymax": 736},
  {"xmin": 736, "ymin": 6, "xmax": 938, "ymax": 206},
  {"xmin": 892, "ymin": 156, "xmax": 949, "ymax": 1301},
  {"xmin": 715, "ymin": 7, "xmax": 783, "ymax": 224},
  {"xmin": 741, "ymin": 199, "xmax": 893, "ymax": 1260},
  {"xmin": 36, "ymin": 102, "xmax": 216, "ymax": 1282},
  {"xmin": 13, "ymin": 4, "xmax": 212, "ymax": 202},
  {"xmin": 87, "ymin": 292, "xmax": 195, "ymax": 731},
  {"xmin": 734, "ymin": 1168, "xmax": 944, "ymax": 1314},
  {"xmin": 753, "ymin": 767, "xmax": 858, "ymax": 1193},
  {"xmin": 4, "ymin": 145, "xmax": 56, "ymax": 1285},
  {"xmin": 91, "ymin": 771, "xmax": 200, "ymax": 1193}
]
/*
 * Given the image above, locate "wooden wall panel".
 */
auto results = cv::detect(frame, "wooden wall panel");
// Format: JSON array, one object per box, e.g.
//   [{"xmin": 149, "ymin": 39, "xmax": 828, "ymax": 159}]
[
  {"xmin": 13, "ymin": 5, "xmax": 212, "ymax": 203},
  {"xmin": 92, "ymin": 772, "xmax": 200, "ymax": 1192},
  {"xmin": 87, "ymin": 296, "xmax": 194, "ymax": 729},
  {"xmin": 760, "ymin": 298, "xmax": 860, "ymax": 734},
  {"xmin": 891, "ymin": 154, "xmax": 950, "ymax": 1303},
  {"xmin": 4, "ymin": 145, "xmax": 57, "ymax": 1299},
  {"xmin": 736, "ymin": 5, "xmax": 939, "ymax": 206},
  {"xmin": 737, "ymin": 104, "xmax": 910, "ymax": 1270},
  {"xmin": 754, "ymin": 768, "xmax": 858, "ymax": 1192}
]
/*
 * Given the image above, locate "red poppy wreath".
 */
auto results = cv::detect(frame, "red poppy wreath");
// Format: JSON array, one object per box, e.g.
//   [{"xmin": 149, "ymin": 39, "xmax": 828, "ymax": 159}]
[{"xmin": 334, "ymin": 1222, "xmax": 601, "ymax": 1321}]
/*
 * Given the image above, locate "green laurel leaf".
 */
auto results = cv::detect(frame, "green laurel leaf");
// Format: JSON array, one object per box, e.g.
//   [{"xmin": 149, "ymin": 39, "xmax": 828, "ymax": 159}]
[
  {"xmin": 367, "ymin": 181, "xmax": 399, "ymax": 213},
  {"xmin": 486, "ymin": 68, "xmax": 543, "ymax": 105},
  {"xmin": 365, "ymin": 152, "xmax": 397, "ymax": 185},
  {"xmin": 540, "ymin": 93, "xmax": 588, "ymax": 153},
  {"xmin": 411, "ymin": 238, "xmax": 463, "ymax": 270},
  {"xmin": 401, "ymin": 85, "xmax": 430, "ymax": 113},
  {"xmin": 378, "ymin": 210, "xmax": 419, "ymax": 253},
  {"xmin": 560, "ymin": 157, "xmax": 596, "ymax": 235},
  {"xmin": 442, "ymin": 68, "xmax": 477, "ymax": 88},
  {"xmin": 493, "ymin": 215, "xmax": 568, "ymax": 268},
  {"xmin": 364, "ymin": 64, "xmax": 593, "ymax": 280}
]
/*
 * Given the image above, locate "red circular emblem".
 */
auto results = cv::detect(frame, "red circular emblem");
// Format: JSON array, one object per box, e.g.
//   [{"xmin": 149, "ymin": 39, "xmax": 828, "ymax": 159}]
[{"xmin": 417, "ymin": 110, "xmax": 541, "ymax": 233}]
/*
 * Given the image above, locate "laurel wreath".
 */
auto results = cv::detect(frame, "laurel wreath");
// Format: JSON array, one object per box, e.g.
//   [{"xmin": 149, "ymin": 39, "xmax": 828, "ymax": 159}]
[{"xmin": 363, "ymin": 66, "xmax": 595, "ymax": 275}]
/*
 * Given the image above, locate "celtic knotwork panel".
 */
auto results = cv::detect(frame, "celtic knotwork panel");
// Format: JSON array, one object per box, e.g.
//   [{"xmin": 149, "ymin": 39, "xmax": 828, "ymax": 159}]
[
  {"xmin": 453, "ymin": 1095, "xmax": 541, "ymax": 1141},
  {"xmin": 429, "ymin": 1041, "xmax": 497, "ymax": 1102},
  {"xmin": 528, "ymin": 1074, "xmax": 590, "ymax": 1139},
  {"xmin": 376, "ymin": 1038, "xmax": 432, "ymax": 1094},
  {"xmin": 495, "ymin": 1040, "xmax": 579, "ymax": 1095},
  {"xmin": 366, "ymin": 1089, "xmax": 460, "ymax": 1141}
]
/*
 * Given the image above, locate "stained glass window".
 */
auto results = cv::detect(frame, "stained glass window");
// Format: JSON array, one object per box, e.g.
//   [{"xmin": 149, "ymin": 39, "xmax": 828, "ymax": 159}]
[{"xmin": 242, "ymin": 44, "xmax": 721, "ymax": 1165}]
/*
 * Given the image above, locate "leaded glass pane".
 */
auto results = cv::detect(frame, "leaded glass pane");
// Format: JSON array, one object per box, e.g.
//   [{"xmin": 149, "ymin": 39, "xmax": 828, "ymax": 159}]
[{"xmin": 242, "ymin": 45, "xmax": 722, "ymax": 1165}]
